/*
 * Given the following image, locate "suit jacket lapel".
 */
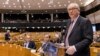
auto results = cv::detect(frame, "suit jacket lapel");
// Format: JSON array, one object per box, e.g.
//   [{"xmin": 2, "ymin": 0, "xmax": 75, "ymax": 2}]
[
  {"xmin": 64, "ymin": 19, "xmax": 71, "ymax": 41},
  {"xmin": 69, "ymin": 16, "xmax": 81, "ymax": 37}
]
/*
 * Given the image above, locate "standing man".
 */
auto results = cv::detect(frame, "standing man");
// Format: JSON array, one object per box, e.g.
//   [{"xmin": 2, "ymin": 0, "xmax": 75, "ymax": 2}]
[{"xmin": 63, "ymin": 3, "xmax": 93, "ymax": 56}]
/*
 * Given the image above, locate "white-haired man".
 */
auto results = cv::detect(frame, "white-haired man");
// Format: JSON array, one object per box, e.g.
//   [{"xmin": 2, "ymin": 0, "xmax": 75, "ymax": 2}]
[{"xmin": 62, "ymin": 3, "xmax": 93, "ymax": 56}]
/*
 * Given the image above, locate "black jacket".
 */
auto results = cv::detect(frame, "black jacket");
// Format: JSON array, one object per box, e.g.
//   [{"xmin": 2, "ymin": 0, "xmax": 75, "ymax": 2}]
[{"xmin": 63, "ymin": 16, "xmax": 93, "ymax": 56}]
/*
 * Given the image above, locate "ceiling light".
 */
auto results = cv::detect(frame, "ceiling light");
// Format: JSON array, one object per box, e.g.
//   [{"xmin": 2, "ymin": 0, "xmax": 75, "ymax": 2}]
[
  {"xmin": 7, "ymin": 0, "xmax": 9, "ymax": 1},
  {"xmin": 13, "ymin": 3, "xmax": 15, "ymax": 5},
  {"xmin": 38, "ymin": 3, "xmax": 40, "ymax": 5},
  {"xmin": 42, "ymin": 27, "xmax": 45, "ymax": 29},
  {"xmin": 47, "ymin": 27, "xmax": 50, "ymax": 29},
  {"xmin": 41, "ymin": 0, "xmax": 44, "ymax": 2},
  {"xmin": 9, "ymin": 6, "xmax": 11, "ymax": 8},
  {"xmin": 81, "ymin": 3, "xmax": 83, "ymax": 5},
  {"xmin": 28, "ymin": 3, "xmax": 30, "ymax": 5},
  {"xmin": 79, "ymin": 0, "xmax": 81, "ymax": 1},
  {"xmin": 49, "ymin": 5, "xmax": 51, "ymax": 7},
  {"xmin": 3, "ymin": 5, "xmax": 6, "ymax": 8},
  {"xmin": 5, "ymin": 2, "xmax": 9, "ymax": 4},
  {"xmin": 68, "ymin": 1, "xmax": 70, "ymax": 3},
  {"xmin": 22, "ymin": 0, "xmax": 24, "ymax": 2},
  {"xmin": 24, "ymin": 6, "xmax": 26, "ymax": 8},
  {"xmin": 32, "ymin": 27, "xmax": 35, "ymax": 29},
  {"xmin": 17, "ymin": 0, "xmax": 19, "ymax": 2},
  {"xmin": 53, "ymin": 26, "xmax": 56, "ymax": 28},
  {"xmin": 49, "ymin": 0, "xmax": 53, "ymax": 4},
  {"xmin": 37, "ymin": 27, "xmax": 40, "ymax": 29},
  {"xmin": 57, "ymin": 2, "xmax": 60, "ymax": 4},
  {"xmin": 39, "ymin": 6, "xmax": 41, "ymax": 8},
  {"xmin": 64, "ymin": 4, "xmax": 67, "ymax": 7},
  {"xmin": 45, "ymin": 11, "xmax": 47, "ymax": 12},
  {"xmin": 59, "ymin": 5, "xmax": 61, "ymax": 7},
  {"xmin": 84, "ymin": 0, "xmax": 94, "ymax": 6},
  {"xmin": 14, "ymin": 6, "xmax": 16, "ymax": 8}
]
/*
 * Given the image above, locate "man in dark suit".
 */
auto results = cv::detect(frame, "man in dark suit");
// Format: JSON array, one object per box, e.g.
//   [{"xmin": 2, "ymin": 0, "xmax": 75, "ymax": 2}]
[
  {"xmin": 62, "ymin": 3, "xmax": 93, "ymax": 56},
  {"xmin": 24, "ymin": 35, "xmax": 36, "ymax": 49},
  {"xmin": 5, "ymin": 30, "xmax": 10, "ymax": 41}
]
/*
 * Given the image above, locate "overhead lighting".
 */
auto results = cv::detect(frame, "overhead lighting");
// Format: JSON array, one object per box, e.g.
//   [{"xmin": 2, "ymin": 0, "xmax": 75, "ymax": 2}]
[
  {"xmin": 22, "ymin": 0, "xmax": 24, "ymax": 2},
  {"xmin": 17, "ymin": 0, "xmax": 20, "ymax": 2},
  {"xmin": 14, "ymin": 6, "xmax": 16, "ymax": 8},
  {"xmin": 7, "ymin": 0, "xmax": 9, "ymax": 1},
  {"xmin": 79, "ymin": 0, "xmax": 81, "ymax": 1},
  {"xmin": 5, "ymin": 2, "xmax": 9, "ymax": 4},
  {"xmin": 59, "ymin": 5, "xmax": 61, "ymax": 7},
  {"xmin": 58, "ymin": 26, "xmax": 61, "ymax": 28},
  {"xmin": 9, "ymin": 6, "xmax": 11, "ymax": 8},
  {"xmin": 49, "ymin": 0, "xmax": 53, "ymax": 4},
  {"xmin": 68, "ymin": 1, "xmax": 70, "ymax": 3},
  {"xmin": 38, "ymin": 6, "xmax": 41, "ymax": 8},
  {"xmin": 37, "ymin": 27, "xmax": 40, "ymax": 29},
  {"xmin": 32, "ymin": 27, "xmax": 35, "ymax": 29},
  {"xmin": 47, "ymin": 27, "xmax": 50, "ymax": 29},
  {"xmin": 53, "ymin": 26, "xmax": 56, "ymax": 28},
  {"xmin": 45, "ymin": 11, "xmax": 47, "ymax": 12},
  {"xmin": 49, "ymin": 5, "xmax": 51, "ymax": 7},
  {"xmin": 64, "ymin": 4, "xmax": 67, "ymax": 7},
  {"xmin": 28, "ymin": 3, "xmax": 30, "ymax": 5},
  {"xmin": 23, "ymin": 6, "xmax": 26, "ymax": 8},
  {"xmin": 3, "ymin": 5, "xmax": 6, "ymax": 8},
  {"xmin": 57, "ymin": 2, "xmax": 60, "ymax": 4},
  {"xmin": 37, "ymin": 3, "xmax": 40, "ymax": 5},
  {"xmin": 84, "ymin": 0, "xmax": 94, "ymax": 6},
  {"xmin": 81, "ymin": 3, "xmax": 83, "ymax": 5},
  {"xmin": 13, "ymin": 3, "xmax": 15, "ymax": 5},
  {"xmin": 26, "ymin": 27, "xmax": 29, "ymax": 28},
  {"xmin": 41, "ymin": 0, "xmax": 44, "ymax": 2},
  {"xmin": 31, "ymin": 15, "xmax": 34, "ymax": 17},
  {"xmin": 42, "ymin": 27, "xmax": 45, "ymax": 29},
  {"xmin": 8, "ymin": 27, "xmax": 11, "ymax": 29}
]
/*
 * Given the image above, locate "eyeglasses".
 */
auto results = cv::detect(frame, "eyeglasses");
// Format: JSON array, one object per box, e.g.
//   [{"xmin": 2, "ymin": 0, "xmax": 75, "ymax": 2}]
[{"xmin": 68, "ymin": 7, "xmax": 78, "ymax": 10}]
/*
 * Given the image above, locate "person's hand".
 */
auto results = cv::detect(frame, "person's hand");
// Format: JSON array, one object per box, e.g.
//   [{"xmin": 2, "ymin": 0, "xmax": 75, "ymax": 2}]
[{"xmin": 66, "ymin": 46, "xmax": 76, "ymax": 55}]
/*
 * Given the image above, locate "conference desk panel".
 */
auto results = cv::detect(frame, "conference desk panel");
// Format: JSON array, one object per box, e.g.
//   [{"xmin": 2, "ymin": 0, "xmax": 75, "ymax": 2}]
[{"xmin": 0, "ymin": 44, "xmax": 39, "ymax": 56}]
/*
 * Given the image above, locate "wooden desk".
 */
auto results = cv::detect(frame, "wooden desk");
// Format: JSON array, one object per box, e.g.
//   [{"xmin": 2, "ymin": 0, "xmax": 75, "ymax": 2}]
[
  {"xmin": 90, "ymin": 47, "xmax": 100, "ymax": 56},
  {"xmin": 0, "ymin": 44, "xmax": 40, "ymax": 56}
]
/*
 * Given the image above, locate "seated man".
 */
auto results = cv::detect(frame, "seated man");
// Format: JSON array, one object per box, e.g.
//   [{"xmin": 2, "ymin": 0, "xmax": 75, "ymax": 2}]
[
  {"xmin": 24, "ymin": 35, "xmax": 36, "ymax": 49},
  {"xmin": 38, "ymin": 34, "xmax": 57, "ymax": 56},
  {"xmin": 5, "ymin": 30, "xmax": 11, "ymax": 41}
]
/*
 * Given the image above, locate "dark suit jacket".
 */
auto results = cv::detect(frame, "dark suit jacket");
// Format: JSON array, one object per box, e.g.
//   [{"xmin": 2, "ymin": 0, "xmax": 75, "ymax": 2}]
[
  {"xmin": 5, "ymin": 33, "xmax": 10, "ymax": 41},
  {"xmin": 28, "ymin": 41, "xmax": 36, "ymax": 49},
  {"xmin": 63, "ymin": 16, "xmax": 93, "ymax": 56}
]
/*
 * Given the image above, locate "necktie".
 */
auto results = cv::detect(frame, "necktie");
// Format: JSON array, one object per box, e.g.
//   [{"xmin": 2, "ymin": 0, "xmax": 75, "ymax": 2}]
[{"xmin": 65, "ymin": 21, "xmax": 74, "ymax": 47}]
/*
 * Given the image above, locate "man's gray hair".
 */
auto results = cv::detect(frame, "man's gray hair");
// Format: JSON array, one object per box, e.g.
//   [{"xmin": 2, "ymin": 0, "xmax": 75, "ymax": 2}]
[{"xmin": 67, "ymin": 3, "xmax": 80, "ymax": 11}]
